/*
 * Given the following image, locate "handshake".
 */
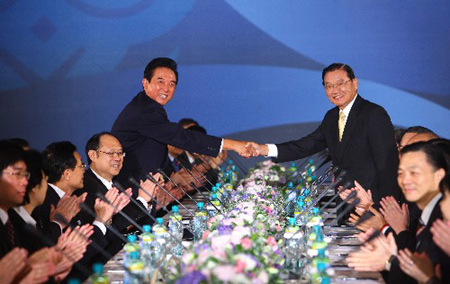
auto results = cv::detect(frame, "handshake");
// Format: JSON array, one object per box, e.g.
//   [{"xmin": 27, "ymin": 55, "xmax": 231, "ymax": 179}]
[{"xmin": 223, "ymin": 139, "xmax": 270, "ymax": 158}]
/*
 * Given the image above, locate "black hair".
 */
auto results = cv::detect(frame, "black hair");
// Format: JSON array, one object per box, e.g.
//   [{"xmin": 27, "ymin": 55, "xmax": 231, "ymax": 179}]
[
  {"xmin": 179, "ymin": 118, "xmax": 198, "ymax": 128},
  {"xmin": 322, "ymin": 63, "xmax": 356, "ymax": 85},
  {"xmin": 23, "ymin": 150, "xmax": 44, "ymax": 205},
  {"xmin": 6, "ymin": 138, "xmax": 29, "ymax": 150},
  {"xmin": 85, "ymin": 132, "xmax": 121, "ymax": 165},
  {"xmin": 187, "ymin": 124, "xmax": 207, "ymax": 135},
  {"xmin": 401, "ymin": 141, "xmax": 448, "ymax": 173},
  {"xmin": 143, "ymin": 57, "xmax": 178, "ymax": 84},
  {"xmin": 43, "ymin": 141, "xmax": 77, "ymax": 184},
  {"xmin": 394, "ymin": 128, "xmax": 406, "ymax": 147},
  {"xmin": 404, "ymin": 126, "xmax": 435, "ymax": 135},
  {"xmin": 0, "ymin": 140, "xmax": 25, "ymax": 173}
]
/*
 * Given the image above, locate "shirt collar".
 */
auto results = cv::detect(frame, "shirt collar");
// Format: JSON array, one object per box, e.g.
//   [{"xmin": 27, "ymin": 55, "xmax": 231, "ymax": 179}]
[
  {"xmin": 0, "ymin": 208, "xmax": 8, "ymax": 225},
  {"xmin": 13, "ymin": 206, "xmax": 36, "ymax": 227},
  {"xmin": 340, "ymin": 94, "xmax": 358, "ymax": 117},
  {"xmin": 186, "ymin": 152, "xmax": 196, "ymax": 164},
  {"xmin": 420, "ymin": 193, "xmax": 442, "ymax": 225},
  {"xmin": 168, "ymin": 153, "xmax": 175, "ymax": 162},
  {"xmin": 48, "ymin": 183, "xmax": 66, "ymax": 199},
  {"xmin": 90, "ymin": 169, "xmax": 113, "ymax": 190}
]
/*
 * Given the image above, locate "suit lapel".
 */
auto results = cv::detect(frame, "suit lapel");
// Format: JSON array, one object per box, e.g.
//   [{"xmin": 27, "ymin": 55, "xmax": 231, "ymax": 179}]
[{"xmin": 337, "ymin": 95, "xmax": 363, "ymax": 164}]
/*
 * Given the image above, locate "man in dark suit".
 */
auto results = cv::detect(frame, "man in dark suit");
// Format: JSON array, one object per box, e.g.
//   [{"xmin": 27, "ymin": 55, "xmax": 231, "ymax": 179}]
[
  {"xmin": 72, "ymin": 132, "xmax": 155, "ymax": 232},
  {"xmin": 246, "ymin": 63, "xmax": 400, "ymax": 205},
  {"xmin": 111, "ymin": 57, "xmax": 250, "ymax": 189},
  {"xmin": 0, "ymin": 141, "xmax": 27, "ymax": 257}
]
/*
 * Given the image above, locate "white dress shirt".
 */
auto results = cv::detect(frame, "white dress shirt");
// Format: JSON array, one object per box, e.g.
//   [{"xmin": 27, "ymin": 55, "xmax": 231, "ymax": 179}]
[{"xmin": 266, "ymin": 95, "xmax": 359, "ymax": 158}]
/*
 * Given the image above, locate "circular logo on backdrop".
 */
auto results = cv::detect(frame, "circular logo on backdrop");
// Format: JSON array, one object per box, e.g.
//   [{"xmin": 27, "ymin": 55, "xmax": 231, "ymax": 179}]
[{"xmin": 65, "ymin": 0, "xmax": 155, "ymax": 18}]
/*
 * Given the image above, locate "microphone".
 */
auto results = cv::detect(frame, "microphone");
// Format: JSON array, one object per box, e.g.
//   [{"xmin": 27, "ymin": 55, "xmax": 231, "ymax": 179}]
[
  {"xmin": 78, "ymin": 203, "xmax": 127, "ymax": 243},
  {"xmin": 175, "ymin": 160, "xmax": 212, "ymax": 194},
  {"xmin": 178, "ymin": 160, "xmax": 227, "ymax": 209},
  {"xmin": 319, "ymin": 179, "xmax": 353, "ymax": 213},
  {"xmin": 54, "ymin": 213, "xmax": 114, "ymax": 261},
  {"xmin": 354, "ymin": 210, "xmax": 375, "ymax": 227},
  {"xmin": 282, "ymin": 169, "xmax": 344, "ymax": 218},
  {"xmin": 145, "ymin": 174, "xmax": 197, "ymax": 217},
  {"xmin": 276, "ymin": 197, "xmax": 360, "ymax": 260},
  {"xmin": 189, "ymin": 181, "xmax": 222, "ymax": 213},
  {"xmin": 125, "ymin": 177, "xmax": 197, "ymax": 241},
  {"xmin": 114, "ymin": 180, "xmax": 191, "ymax": 248},
  {"xmin": 157, "ymin": 168, "xmax": 199, "ymax": 205},
  {"xmin": 196, "ymin": 156, "xmax": 227, "ymax": 184},
  {"xmin": 321, "ymin": 191, "xmax": 358, "ymax": 222},
  {"xmin": 95, "ymin": 192, "xmax": 145, "ymax": 233}
]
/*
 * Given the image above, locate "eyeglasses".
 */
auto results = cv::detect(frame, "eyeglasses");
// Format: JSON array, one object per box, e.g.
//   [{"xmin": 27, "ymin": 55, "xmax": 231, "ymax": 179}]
[
  {"xmin": 324, "ymin": 79, "xmax": 351, "ymax": 91},
  {"xmin": 75, "ymin": 162, "xmax": 87, "ymax": 170},
  {"xmin": 2, "ymin": 171, "xmax": 31, "ymax": 180},
  {"xmin": 97, "ymin": 150, "xmax": 126, "ymax": 158}
]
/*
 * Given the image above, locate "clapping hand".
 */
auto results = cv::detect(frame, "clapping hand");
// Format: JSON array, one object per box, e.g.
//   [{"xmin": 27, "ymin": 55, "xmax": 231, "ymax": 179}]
[
  {"xmin": 380, "ymin": 196, "xmax": 409, "ymax": 234},
  {"xmin": 398, "ymin": 249, "xmax": 435, "ymax": 283},
  {"xmin": 431, "ymin": 219, "xmax": 450, "ymax": 256}
]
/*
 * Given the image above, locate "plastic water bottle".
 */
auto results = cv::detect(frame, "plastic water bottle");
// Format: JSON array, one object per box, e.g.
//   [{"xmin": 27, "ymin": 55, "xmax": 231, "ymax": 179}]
[
  {"xmin": 192, "ymin": 202, "xmax": 208, "ymax": 241},
  {"xmin": 90, "ymin": 263, "xmax": 109, "ymax": 284},
  {"xmin": 311, "ymin": 262, "xmax": 331, "ymax": 284},
  {"xmin": 311, "ymin": 249, "xmax": 330, "ymax": 272},
  {"xmin": 283, "ymin": 217, "xmax": 302, "ymax": 271},
  {"xmin": 222, "ymin": 182, "xmax": 233, "ymax": 202},
  {"xmin": 207, "ymin": 193, "xmax": 221, "ymax": 217},
  {"xmin": 169, "ymin": 206, "xmax": 183, "ymax": 257},
  {"xmin": 124, "ymin": 251, "xmax": 144, "ymax": 284},
  {"xmin": 286, "ymin": 182, "xmax": 297, "ymax": 217},
  {"xmin": 123, "ymin": 235, "xmax": 140, "ymax": 263},
  {"xmin": 139, "ymin": 225, "xmax": 157, "ymax": 279},
  {"xmin": 152, "ymin": 218, "xmax": 168, "ymax": 263}
]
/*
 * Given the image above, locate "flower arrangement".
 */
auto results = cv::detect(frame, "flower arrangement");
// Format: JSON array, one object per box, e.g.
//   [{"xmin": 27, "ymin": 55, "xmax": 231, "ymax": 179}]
[{"xmin": 168, "ymin": 161, "xmax": 290, "ymax": 284}]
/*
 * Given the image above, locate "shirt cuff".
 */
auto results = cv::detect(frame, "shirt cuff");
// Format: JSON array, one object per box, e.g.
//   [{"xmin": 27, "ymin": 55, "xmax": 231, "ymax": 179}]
[
  {"xmin": 219, "ymin": 139, "xmax": 224, "ymax": 153},
  {"xmin": 381, "ymin": 224, "xmax": 391, "ymax": 235},
  {"xmin": 267, "ymin": 144, "xmax": 278, "ymax": 157},
  {"xmin": 136, "ymin": 197, "xmax": 149, "ymax": 209},
  {"xmin": 51, "ymin": 220, "xmax": 63, "ymax": 233},
  {"xmin": 93, "ymin": 221, "xmax": 107, "ymax": 235}
]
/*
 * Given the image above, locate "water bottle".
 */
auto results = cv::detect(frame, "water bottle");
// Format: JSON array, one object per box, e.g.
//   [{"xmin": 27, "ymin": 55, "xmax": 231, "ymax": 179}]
[
  {"xmin": 283, "ymin": 217, "xmax": 302, "ymax": 271},
  {"xmin": 90, "ymin": 263, "xmax": 109, "ymax": 284},
  {"xmin": 139, "ymin": 225, "xmax": 157, "ymax": 278},
  {"xmin": 169, "ymin": 206, "xmax": 183, "ymax": 257},
  {"xmin": 123, "ymin": 235, "xmax": 140, "ymax": 263},
  {"xmin": 286, "ymin": 182, "xmax": 296, "ymax": 217},
  {"xmin": 124, "ymin": 251, "xmax": 144, "ymax": 284},
  {"xmin": 152, "ymin": 218, "xmax": 168, "ymax": 263},
  {"xmin": 306, "ymin": 207, "xmax": 324, "ymax": 235},
  {"xmin": 192, "ymin": 202, "xmax": 208, "ymax": 241},
  {"xmin": 207, "ymin": 193, "xmax": 221, "ymax": 217},
  {"xmin": 311, "ymin": 249, "xmax": 330, "ymax": 272},
  {"xmin": 311, "ymin": 262, "xmax": 331, "ymax": 284},
  {"xmin": 223, "ymin": 182, "xmax": 234, "ymax": 202}
]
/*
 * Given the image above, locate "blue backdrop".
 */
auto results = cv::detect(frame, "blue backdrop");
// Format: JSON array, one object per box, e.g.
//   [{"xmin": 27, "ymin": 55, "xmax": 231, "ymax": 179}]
[{"xmin": 1, "ymin": 0, "xmax": 449, "ymax": 156}]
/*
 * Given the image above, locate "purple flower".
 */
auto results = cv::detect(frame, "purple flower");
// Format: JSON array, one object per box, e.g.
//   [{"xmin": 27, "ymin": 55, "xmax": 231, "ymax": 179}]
[{"xmin": 176, "ymin": 271, "xmax": 206, "ymax": 284}]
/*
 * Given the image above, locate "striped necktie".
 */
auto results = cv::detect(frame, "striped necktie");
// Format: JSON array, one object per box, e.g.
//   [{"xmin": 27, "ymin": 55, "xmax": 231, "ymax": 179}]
[{"xmin": 5, "ymin": 219, "xmax": 15, "ymax": 247}]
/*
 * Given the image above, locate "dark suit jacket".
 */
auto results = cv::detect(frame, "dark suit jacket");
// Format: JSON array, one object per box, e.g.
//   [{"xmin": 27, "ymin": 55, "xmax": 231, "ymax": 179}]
[
  {"xmin": 388, "ymin": 197, "xmax": 443, "ymax": 284},
  {"xmin": 111, "ymin": 91, "xmax": 222, "ymax": 188},
  {"xmin": 275, "ymin": 95, "xmax": 400, "ymax": 204},
  {"xmin": 8, "ymin": 209, "xmax": 48, "ymax": 255},
  {"xmin": 31, "ymin": 184, "xmax": 63, "ymax": 243},
  {"xmin": 72, "ymin": 169, "xmax": 154, "ymax": 232},
  {"xmin": 0, "ymin": 217, "xmax": 22, "ymax": 258}
]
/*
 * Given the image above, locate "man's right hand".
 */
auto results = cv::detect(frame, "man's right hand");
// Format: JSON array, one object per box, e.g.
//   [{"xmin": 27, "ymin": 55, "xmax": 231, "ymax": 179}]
[
  {"xmin": 244, "ymin": 142, "xmax": 269, "ymax": 157},
  {"xmin": 50, "ymin": 193, "xmax": 86, "ymax": 227}
]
